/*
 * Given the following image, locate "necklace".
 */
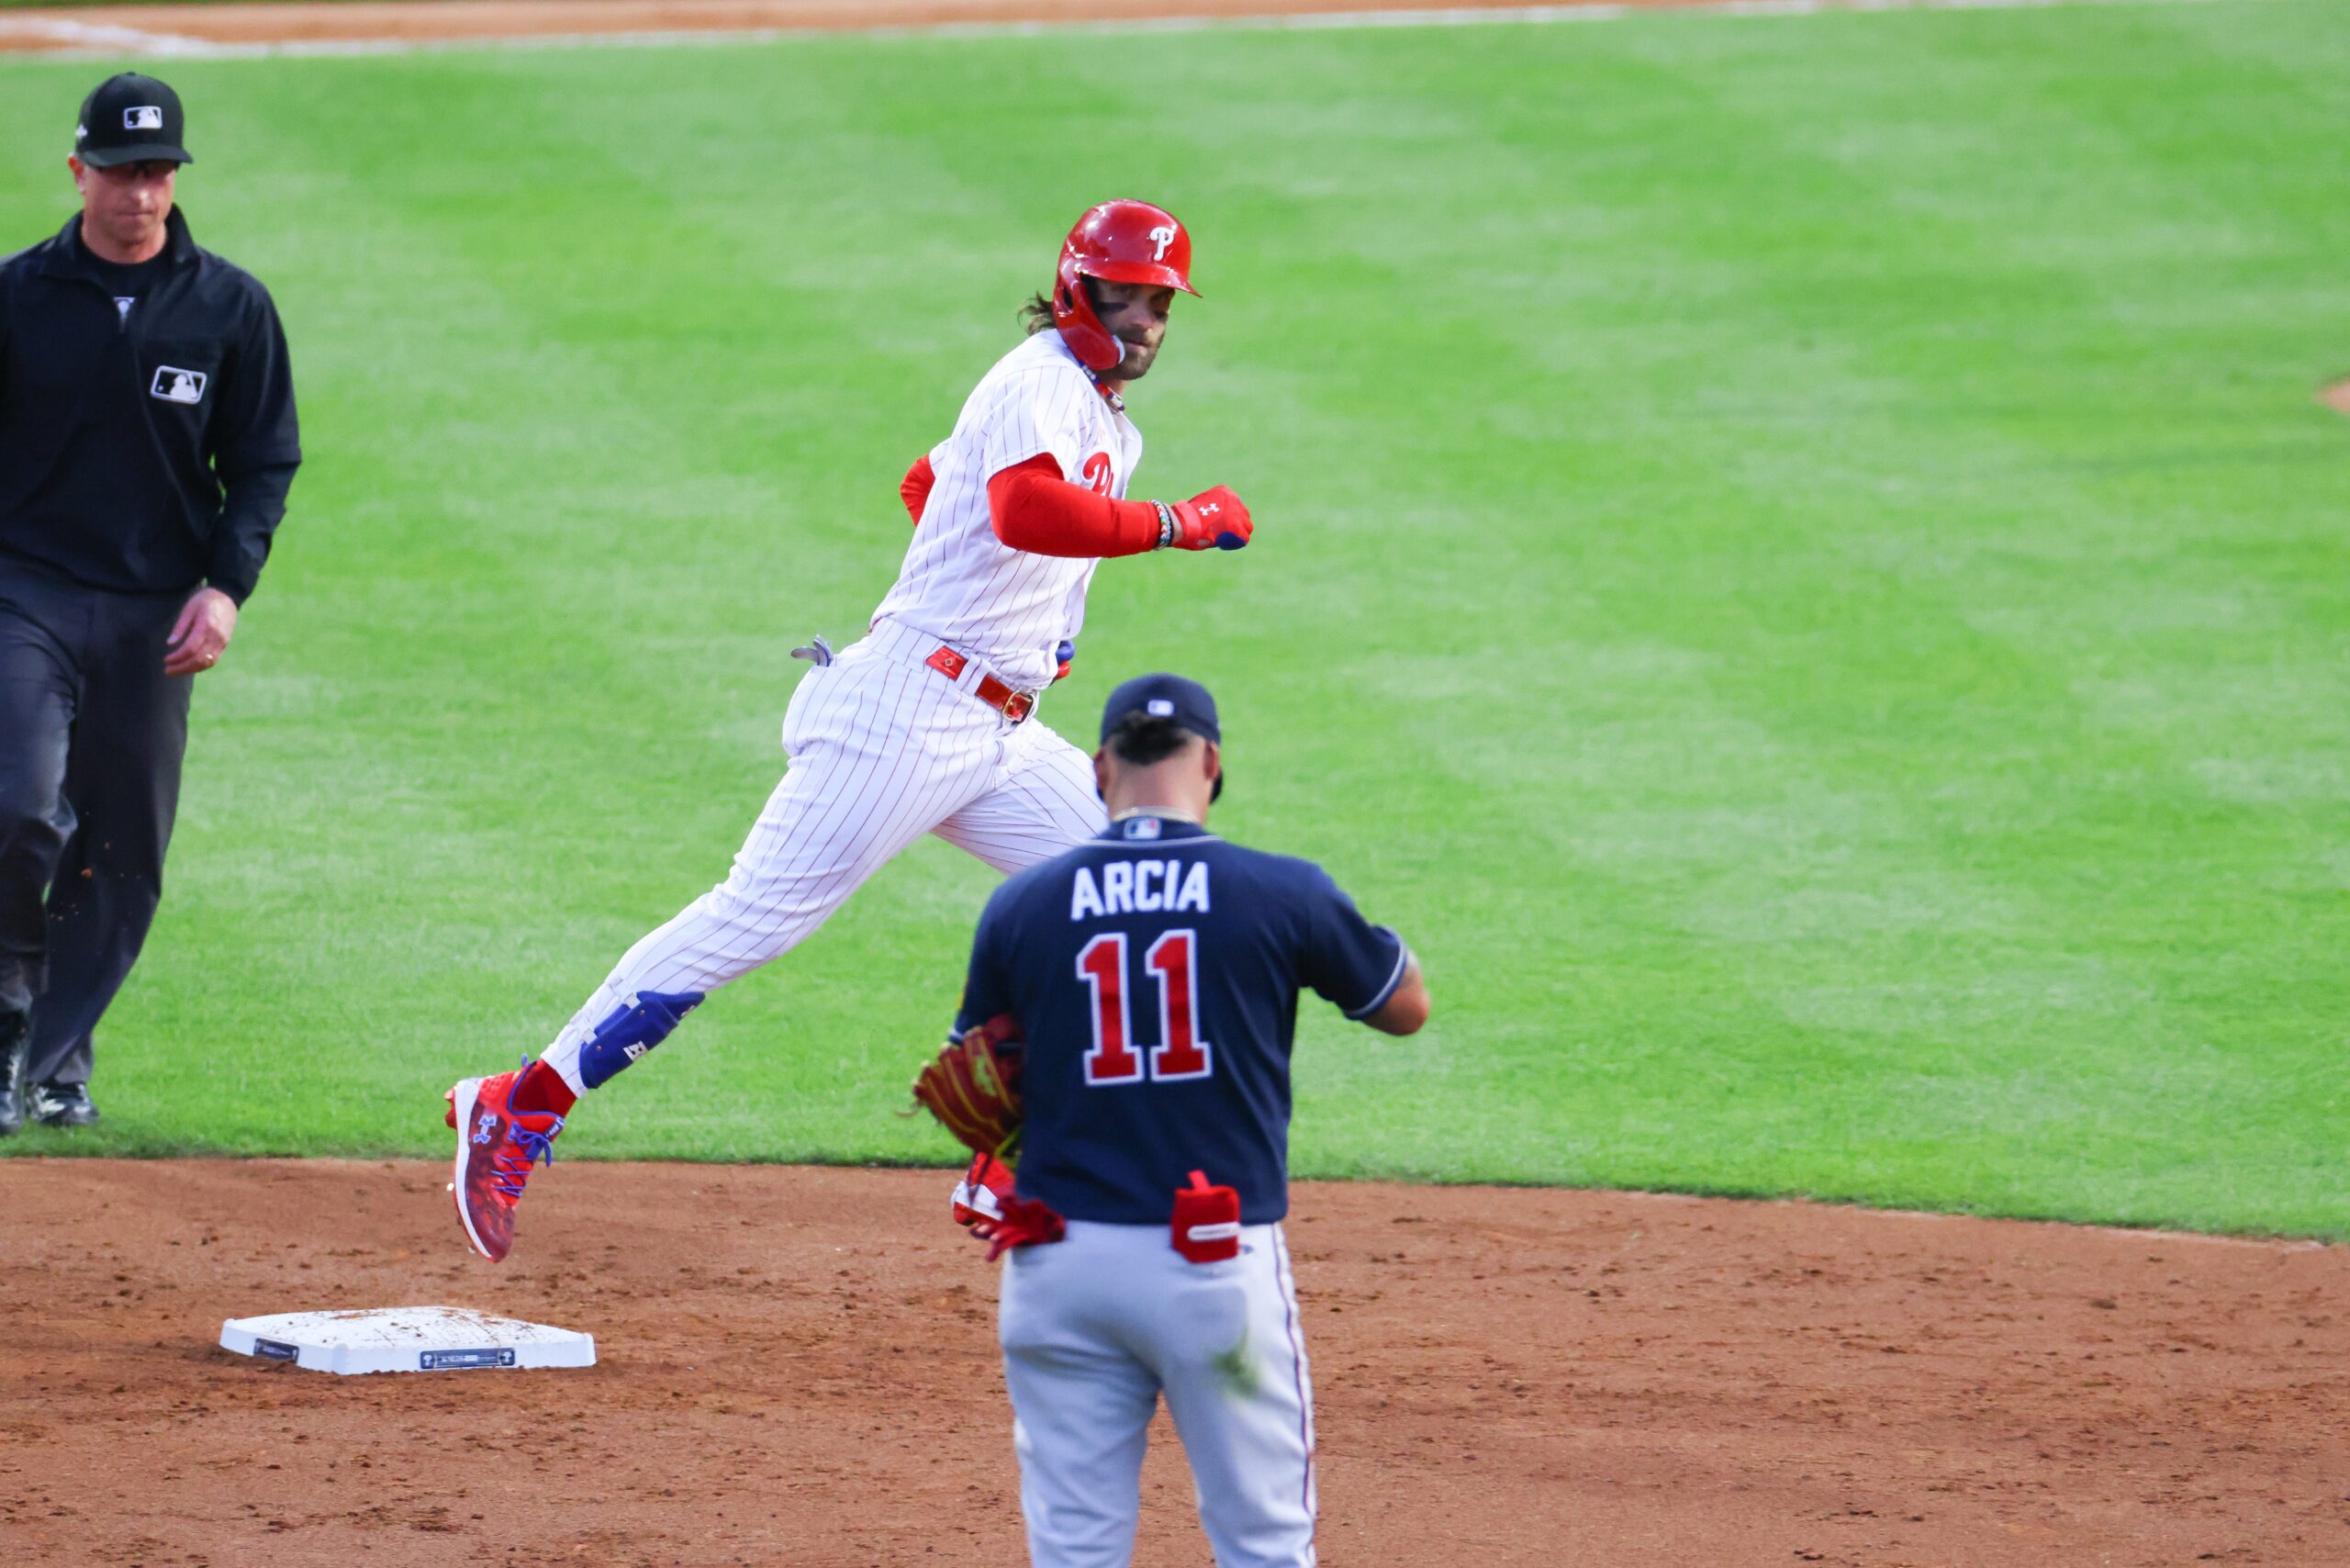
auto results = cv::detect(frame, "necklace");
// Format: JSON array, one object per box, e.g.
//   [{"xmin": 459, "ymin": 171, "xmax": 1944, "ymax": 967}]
[{"xmin": 1082, "ymin": 365, "xmax": 1125, "ymax": 415}]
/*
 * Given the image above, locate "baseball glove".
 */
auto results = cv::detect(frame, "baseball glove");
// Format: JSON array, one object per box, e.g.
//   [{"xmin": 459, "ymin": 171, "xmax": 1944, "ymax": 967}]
[{"xmin": 912, "ymin": 1014, "xmax": 1024, "ymax": 1164}]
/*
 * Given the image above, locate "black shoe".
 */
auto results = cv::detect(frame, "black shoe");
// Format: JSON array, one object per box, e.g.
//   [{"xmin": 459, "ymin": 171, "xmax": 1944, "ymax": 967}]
[
  {"xmin": 30, "ymin": 1081, "xmax": 97, "ymax": 1128},
  {"xmin": 0, "ymin": 1014, "xmax": 26, "ymax": 1137}
]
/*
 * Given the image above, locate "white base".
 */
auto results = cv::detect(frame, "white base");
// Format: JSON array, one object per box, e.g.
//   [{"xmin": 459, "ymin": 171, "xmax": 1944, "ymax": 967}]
[{"xmin": 218, "ymin": 1305, "xmax": 596, "ymax": 1375}]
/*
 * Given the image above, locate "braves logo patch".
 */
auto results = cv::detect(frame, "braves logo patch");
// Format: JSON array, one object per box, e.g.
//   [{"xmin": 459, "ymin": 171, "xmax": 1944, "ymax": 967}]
[
  {"xmin": 151, "ymin": 367, "xmax": 207, "ymax": 406},
  {"xmin": 1081, "ymin": 451, "xmax": 1116, "ymax": 497}
]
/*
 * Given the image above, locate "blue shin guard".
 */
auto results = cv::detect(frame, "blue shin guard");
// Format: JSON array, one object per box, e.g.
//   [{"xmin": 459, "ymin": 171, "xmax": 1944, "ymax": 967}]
[{"xmin": 577, "ymin": 990, "xmax": 704, "ymax": 1089}]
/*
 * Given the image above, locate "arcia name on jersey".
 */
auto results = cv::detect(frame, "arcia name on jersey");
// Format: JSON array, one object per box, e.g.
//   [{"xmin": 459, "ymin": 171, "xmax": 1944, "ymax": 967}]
[{"xmin": 1069, "ymin": 857, "xmax": 1211, "ymax": 922}]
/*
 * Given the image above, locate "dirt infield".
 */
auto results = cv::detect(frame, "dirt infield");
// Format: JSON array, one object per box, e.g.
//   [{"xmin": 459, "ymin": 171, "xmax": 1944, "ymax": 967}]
[
  {"xmin": 0, "ymin": 1160, "xmax": 2343, "ymax": 1565},
  {"xmin": 0, "ymin": 0, "xmax": 1708, "ymax": 56}
]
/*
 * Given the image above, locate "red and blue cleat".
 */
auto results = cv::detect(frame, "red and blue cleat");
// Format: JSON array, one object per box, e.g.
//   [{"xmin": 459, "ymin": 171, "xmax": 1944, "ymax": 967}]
[{"xmin": 446, "ymin": 1066, "xmax": 566, "ymax": 1262}]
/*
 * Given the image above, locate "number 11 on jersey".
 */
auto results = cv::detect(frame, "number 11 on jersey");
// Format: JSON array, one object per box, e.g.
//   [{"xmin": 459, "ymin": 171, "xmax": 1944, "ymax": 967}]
[{"xmin": 1077, "ymin": 930, "xmax": 1214, "ymax": 1085}]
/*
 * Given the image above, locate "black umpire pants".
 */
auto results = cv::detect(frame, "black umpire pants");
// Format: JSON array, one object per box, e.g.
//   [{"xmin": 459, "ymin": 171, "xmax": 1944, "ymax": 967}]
[{"xmin": 0, "ymin": 561, "xmax": 190, "ymax": 1089}]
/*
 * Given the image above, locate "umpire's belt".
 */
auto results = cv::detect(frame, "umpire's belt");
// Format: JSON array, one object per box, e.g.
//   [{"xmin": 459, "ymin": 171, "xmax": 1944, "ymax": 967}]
[{"xmin": 924, "ymin": 644, "xmax": 1035, "ymax": 724}]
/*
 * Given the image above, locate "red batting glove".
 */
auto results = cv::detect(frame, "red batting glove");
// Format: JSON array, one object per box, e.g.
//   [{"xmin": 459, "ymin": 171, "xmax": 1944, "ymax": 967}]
[
  {"xmin": 970, "ymin": 1193, "xmax": 1067, "ymax": 1262},
  {"xmin": 1167, "ymin": 487, "xmax": 1252, "ymax": 552}
]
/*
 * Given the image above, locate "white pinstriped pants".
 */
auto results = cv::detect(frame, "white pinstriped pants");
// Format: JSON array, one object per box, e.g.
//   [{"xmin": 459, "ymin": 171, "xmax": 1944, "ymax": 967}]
[{"xmin": 540, "ymin": 617, "xmax": 1105, "ymax": 1087}]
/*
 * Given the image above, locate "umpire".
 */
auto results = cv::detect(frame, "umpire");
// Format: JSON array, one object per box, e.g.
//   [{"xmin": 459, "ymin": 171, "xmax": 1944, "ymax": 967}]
[{"xmin": 0, "ymin": 73, "xmax": 299, "ymax": 1133}]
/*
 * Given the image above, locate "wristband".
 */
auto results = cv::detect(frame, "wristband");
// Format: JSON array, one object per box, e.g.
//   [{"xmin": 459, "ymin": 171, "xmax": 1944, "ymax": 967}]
[{"xmin": 1152, "ymin": 501, "xmax": 1178, "ymax": 551}]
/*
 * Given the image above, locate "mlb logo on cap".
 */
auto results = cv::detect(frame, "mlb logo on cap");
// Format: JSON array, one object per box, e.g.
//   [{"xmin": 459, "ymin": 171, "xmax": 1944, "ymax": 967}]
[{"xmin": 74, "ymin": 73, "xmax": 192, "ymax": 169}]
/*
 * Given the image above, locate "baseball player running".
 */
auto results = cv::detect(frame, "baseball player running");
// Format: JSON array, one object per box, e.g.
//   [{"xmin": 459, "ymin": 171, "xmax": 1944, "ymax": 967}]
[
  {"xmin": 447, "ymin": 201, "xmax": 1255, "ymax": 1262},
  {"xmin": 914, "ymin": 673, "xmax": 1430, "ymax": 1567}
]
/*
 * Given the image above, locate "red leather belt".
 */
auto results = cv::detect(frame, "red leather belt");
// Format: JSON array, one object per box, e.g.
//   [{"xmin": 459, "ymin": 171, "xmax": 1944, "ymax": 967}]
[{"xmin": 924, "ymin": 645, "xmax": 1035, "ymax": 723}]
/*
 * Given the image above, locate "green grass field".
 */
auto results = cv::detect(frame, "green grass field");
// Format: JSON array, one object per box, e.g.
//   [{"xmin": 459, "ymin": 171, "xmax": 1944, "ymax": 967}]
[{"xmin": 2, "ymin": 1, "xmax": 2345, "ymax": 1237}]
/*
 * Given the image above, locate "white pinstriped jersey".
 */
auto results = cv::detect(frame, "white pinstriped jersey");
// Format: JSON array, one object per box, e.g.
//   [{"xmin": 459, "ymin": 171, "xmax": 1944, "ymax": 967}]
[{"xmin": 872, "ymin": 330, "xmax": 1144, "ymax": 693}]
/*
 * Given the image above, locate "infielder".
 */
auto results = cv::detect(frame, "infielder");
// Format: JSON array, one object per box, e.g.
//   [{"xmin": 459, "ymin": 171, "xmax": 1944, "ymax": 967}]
[
  {"xmin": 913, "ymin": 673, "xmax": 1430, "ymax": 1568},
  {"xmin": 449, "ymin": 201, "xmax": 1253, "ymax": 1261}
]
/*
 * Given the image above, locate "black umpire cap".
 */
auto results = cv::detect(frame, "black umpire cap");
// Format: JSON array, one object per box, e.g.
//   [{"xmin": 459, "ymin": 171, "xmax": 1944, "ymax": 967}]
[{"xmin": 75, "ymin": 73, "xmax": 193, "ymax": 168}]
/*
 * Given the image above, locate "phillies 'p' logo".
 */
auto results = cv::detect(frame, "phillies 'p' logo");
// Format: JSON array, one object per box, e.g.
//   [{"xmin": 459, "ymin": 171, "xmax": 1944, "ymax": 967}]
[
  {"xmin": 1081, "ymin": 452, "xmax": 1115, "ymax": 496},
  {"xmin": 1147, "ymin": 225, "xmax": 1177, "ymax": 263}
]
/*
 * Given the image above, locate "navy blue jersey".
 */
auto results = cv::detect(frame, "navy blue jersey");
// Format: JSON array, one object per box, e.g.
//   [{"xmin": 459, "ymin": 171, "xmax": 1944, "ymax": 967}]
[{"xmin": 955, "ymin": 813, "xmax": 1407, "ymax": 1225}]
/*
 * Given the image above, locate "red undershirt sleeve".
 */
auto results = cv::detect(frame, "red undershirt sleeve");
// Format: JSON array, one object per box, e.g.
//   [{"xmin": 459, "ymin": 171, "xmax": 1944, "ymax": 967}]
[
  {"xmin": 986, "ymin": 453, "xmax": 1160, "ymax": 558},
  {"xmin": 901, "ymin": 454, "xmax": 936, "ymax": 525}
]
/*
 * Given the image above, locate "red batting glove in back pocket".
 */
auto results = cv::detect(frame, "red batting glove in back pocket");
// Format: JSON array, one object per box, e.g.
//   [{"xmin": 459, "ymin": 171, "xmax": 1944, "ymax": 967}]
[{"xmin": 1171, "ymin": 1170, "xmax": 1242, "ymax": 1264}]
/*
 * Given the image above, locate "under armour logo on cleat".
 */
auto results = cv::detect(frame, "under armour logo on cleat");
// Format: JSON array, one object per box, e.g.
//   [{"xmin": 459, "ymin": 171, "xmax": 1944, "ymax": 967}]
[{"xmin": 473, "ymin": 1110, "xmax": 498, "ymax": 1145}]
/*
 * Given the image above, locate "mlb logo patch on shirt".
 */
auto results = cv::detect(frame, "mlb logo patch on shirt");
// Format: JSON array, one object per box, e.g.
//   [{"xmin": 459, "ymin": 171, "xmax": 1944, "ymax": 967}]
[
  {"xmin": 124, "ymin": 106, "xmax": 165, "ymax": 131},
  {"xmin": 151, "ymin": 366, "xmax": 207, "ymax": 405}
]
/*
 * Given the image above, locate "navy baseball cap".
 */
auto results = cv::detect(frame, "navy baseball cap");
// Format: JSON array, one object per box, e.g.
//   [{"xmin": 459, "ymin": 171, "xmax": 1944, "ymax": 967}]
[
  {"xmin": 76, "ymin": 74, "xmax": 192, "ymax": 169},
  {"xmin": 1101, "ymin": 673, "xmax": 1220, "ymax": 745}
]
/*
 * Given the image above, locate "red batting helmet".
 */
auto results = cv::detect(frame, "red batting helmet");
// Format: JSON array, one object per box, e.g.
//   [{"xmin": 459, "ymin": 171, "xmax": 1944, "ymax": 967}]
[{"xmin": 1052, "ymin": 200, "xmax": 1199, "ymax": 373}]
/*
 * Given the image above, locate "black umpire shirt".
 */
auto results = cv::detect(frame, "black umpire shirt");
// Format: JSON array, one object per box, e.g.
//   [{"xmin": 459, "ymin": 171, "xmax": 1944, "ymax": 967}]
[{"xmin": 0, "ymin": 207, "xmax": 299, "ymax": 603}]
